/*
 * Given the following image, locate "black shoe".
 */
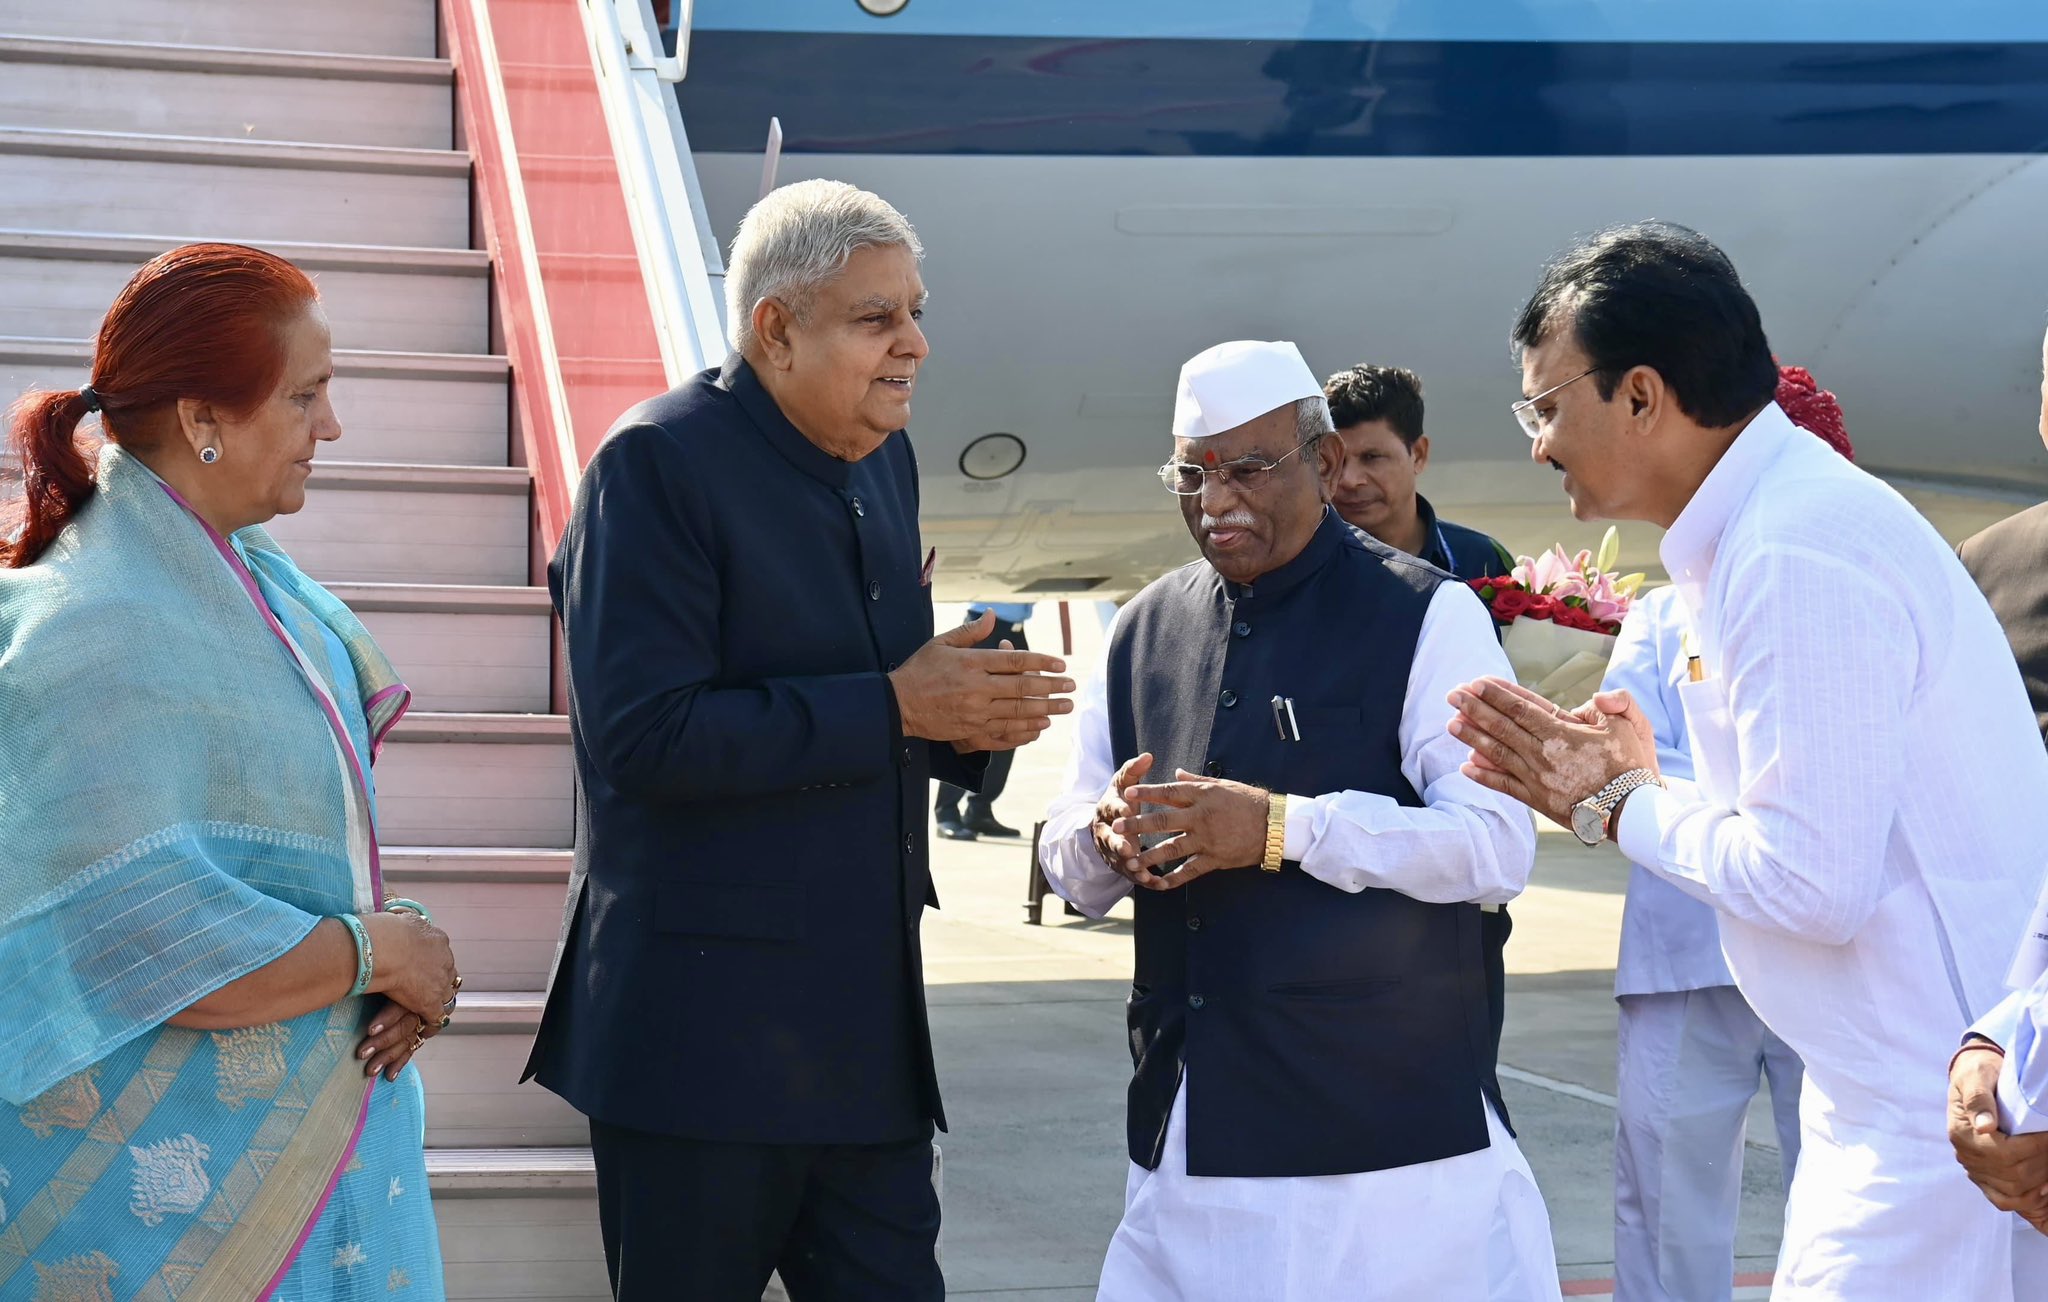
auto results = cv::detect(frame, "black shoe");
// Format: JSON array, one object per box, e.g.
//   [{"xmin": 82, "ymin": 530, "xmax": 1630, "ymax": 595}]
[
  {"xmin": 935, "ymin": 817, "xmax": 978, "ymax": 842},
  {"xmin": 962, "ymin": 810, "xmax": 1021, "ymax": 838}
]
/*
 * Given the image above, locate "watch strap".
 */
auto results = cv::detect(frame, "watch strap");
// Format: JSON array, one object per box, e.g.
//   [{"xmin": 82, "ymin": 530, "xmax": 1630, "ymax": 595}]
[
  {"xmin": 1591, "ymin": 768, "xmax": 1660, "ymax": 841},
  {"xmin": 1261, "ymin": 793, "xmax": 1287, "ymax": 872}
]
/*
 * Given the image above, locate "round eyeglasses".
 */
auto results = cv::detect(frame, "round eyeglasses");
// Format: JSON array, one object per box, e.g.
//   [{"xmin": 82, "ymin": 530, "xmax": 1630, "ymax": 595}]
[{"xmin": 1157, "ymin": 438, "xmax": 1315, "ymax": 496}]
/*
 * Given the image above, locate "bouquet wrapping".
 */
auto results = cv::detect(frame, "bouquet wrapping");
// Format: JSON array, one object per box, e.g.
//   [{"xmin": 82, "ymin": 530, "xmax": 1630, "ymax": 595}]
[{"xmin": 1468, "ymin": 527, "xmax": 1643, "ymax": 708}]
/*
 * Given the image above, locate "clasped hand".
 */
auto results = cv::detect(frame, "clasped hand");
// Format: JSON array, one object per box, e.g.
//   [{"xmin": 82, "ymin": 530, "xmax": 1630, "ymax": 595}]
[
  {"xmin": 1091, "ymin": 753, "xmax": 1270, "ymax": 890},
  {"xmin": 890, "ymin": 610, "xmax": 1074, "ymax": 752},
  {"xmin": 356, "ymin": 912, "xmax": 459, "ymax": 1082},
  {"xmin": 1445, "ymin": 676, "xmax": 1657, "ymax": 826},
  {"xmin": 1949, "ymin": 1043, "xmax": 2048, "ymax": 1232}
]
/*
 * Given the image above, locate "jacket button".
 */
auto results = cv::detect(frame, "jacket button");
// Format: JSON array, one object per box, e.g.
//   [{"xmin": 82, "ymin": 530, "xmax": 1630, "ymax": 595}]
[
  {"xmin": 868, "ymin": 581, "xmax": 882, "ymax": 601},
  {"xmin": 1186, "ymin": 915, "xmax": 1202, "ymax": 932},
  {"xmin": 1187, "ymin": 994, "xmax": 1205, "ymax": 1010},
  {"xmin": 1233, "ymin": 621, "xmax": 1250, "ymax": 638},
  {"xmin": 851, "ymin": 496, "xmax": 865, "ymax": 517},
  {"xmin": 1203, "ymin": 760, "xmax": 1225, "ymax": 778},
  {"xmin": 901, "ymin": 744, "xmax": 914, "ymax": 765},
  {"xmin": 1219, "ymin": 690, "xmax": 1237, "ymax": 708},
  {"xmin": 904, "ymin": 833, "xmax": 916, "ymax": 854}
]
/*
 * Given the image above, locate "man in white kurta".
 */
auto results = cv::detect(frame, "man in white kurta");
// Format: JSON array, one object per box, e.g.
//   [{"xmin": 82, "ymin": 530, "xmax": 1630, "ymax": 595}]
[
  {"xmin": 1945, "ymin": 321, "xmax": 2048, "ymax": 1296},
  {"xmin": 1451, "ymin": 222, "xmax": 2048, "ymax": 1300},
  {"xmin": 1040, "ymin": 340, "xmax": 1560, "ymax": 1301},
  {"xmin": 1601, "ymin": 585, "xmax": 1802, "ymax": 1301}
]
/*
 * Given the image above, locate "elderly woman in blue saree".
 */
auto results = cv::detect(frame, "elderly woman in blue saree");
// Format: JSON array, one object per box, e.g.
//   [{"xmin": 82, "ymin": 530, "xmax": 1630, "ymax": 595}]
[{"xmin": 0, "ymin": 244, "xmax": 461, "ymax": 1300}]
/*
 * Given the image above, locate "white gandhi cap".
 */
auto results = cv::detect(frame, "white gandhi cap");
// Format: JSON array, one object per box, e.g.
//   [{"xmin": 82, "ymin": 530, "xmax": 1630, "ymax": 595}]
[{"xmin": 1172, "ymin": 340, "xmax": 1322, "ymax": 442}]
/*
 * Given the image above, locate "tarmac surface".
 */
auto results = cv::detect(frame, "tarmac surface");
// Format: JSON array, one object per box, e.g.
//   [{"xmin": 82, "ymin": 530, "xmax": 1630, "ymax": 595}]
[{"xmin": 915, "ymin": 603, "xmax": 1788, "ymax": 1301}]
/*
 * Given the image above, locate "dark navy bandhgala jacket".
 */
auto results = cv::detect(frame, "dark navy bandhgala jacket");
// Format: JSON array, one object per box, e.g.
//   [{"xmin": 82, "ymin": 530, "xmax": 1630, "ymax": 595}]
[
  {"xmin": 1108, "ymin": 511, "xmax": 1502, "ymax": 1178},
  {"xmin": 525, "ymin": 357, "xmax": 981, "ymax": 1145}
]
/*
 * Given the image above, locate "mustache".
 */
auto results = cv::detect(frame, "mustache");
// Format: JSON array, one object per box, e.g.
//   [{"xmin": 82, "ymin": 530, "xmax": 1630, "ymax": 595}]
[{"xmin": 1200, "ymin": 510, "xmax": 1258, "ymax": 531}]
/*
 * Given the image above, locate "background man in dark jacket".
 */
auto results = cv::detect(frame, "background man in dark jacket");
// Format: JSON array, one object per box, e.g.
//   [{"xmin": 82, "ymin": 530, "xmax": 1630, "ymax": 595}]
[
  {"xmin": 527, "ymin": 179, "xmax": 1073, "ymax": 1301},
  {"xmin": 1321, "ymin": 363, "xmax": 1516, "ymax": 580}
]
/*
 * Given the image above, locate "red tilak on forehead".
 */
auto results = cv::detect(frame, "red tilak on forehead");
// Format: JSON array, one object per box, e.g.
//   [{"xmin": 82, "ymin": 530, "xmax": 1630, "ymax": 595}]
[{"xmin": 1204, "ymin": 449, "xmax": 1218, "ymax": 465}]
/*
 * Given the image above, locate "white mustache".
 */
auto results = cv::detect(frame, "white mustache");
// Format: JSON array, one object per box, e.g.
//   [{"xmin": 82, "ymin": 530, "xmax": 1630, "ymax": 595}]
[{"xmin": 1201, "ymin": 511, "xmax": 1257, "ymax": 532}]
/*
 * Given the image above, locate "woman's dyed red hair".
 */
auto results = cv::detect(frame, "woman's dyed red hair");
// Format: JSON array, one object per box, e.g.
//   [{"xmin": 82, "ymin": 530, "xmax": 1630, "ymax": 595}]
[{"xmin": 3, "ymin": 242, "xmax": 318, "ymax": 566}]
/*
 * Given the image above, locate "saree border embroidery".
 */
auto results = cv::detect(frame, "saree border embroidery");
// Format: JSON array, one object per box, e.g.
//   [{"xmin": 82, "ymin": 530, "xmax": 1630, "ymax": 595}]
[
  {"xmin": 210, "ymin": 1026, "xmax": 290, "ymax": 1111},
  {"xmin": 18, "ymin": 1070, "xmax": 99, "ymax": 1141},
  {"xmin": 29, "ymin": 1248, "xmax": 118, "ymax": 1301},
  {"xmin": 134, "ymin": 1003, "xmax": 370, "ymax": 1302},
  {"xmin": 0, "ymin": 1033, "xmax": 202, "ymax": 1284}
]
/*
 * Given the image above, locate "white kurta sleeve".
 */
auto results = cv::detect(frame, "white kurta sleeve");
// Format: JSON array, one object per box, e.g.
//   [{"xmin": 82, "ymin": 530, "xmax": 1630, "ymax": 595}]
[
  {"xmin": 1037, "ymin": 610, "xmax": 1133, "ymax": 919},
  {"xmin": 1613, "ymin": 544, "xmax": 1919, "ymax": 944},
  {"xmin": 1281, "ymin": 581, "xmax": 1538, "ymax": 905},
  {"xmin": 1968, "ymin": 981, "xmax": 2048, "ymax": 1134}
]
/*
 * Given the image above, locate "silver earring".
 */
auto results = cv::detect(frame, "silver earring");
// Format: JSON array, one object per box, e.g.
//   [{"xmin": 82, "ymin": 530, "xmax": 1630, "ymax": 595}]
[{"xmin": 199, "ymin": 447, "xmax": 219, "ymax": 464}]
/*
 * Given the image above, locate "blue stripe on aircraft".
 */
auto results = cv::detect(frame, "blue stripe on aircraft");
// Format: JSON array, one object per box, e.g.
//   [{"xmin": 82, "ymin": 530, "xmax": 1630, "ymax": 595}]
[
  {"xmin": 689, "ymin": 0, "xmax": 2048, "ymax": 46},
  {"xmin": 678, "ymin": 34, "xmax": 2048, "ymax": 158}
]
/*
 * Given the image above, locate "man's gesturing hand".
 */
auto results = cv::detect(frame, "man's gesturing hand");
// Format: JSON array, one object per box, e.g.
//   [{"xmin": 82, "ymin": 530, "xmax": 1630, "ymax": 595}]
[
  {"xmin": 1446, "ymin": 677, "xmax": 1657, "ymax": 827},
  {"xmin": 890, "ymin": 610, "xmax": 1074, "ymax": 748},
  {"xmin": 1115, "ymin": 770, "xmax": 1271, "ymax": 890},
  {"xmin": 1093, "ymin": 753, "xmax": 1154, "ymax": 886},
  {"xmin": 1949, "ymin": 1042, "xmax": 2048, "ymax": 1231}
]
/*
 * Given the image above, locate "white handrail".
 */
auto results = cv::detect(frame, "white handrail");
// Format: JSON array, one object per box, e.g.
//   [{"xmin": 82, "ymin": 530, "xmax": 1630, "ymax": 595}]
[{"xmin": 579, "ymin": 0, "xmax": 729, "ymax": 384}]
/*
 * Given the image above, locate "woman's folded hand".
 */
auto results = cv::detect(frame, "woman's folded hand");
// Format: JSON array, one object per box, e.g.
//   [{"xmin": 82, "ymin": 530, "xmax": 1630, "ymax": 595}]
[
  {"xmin": 365, "ymin": 911, "xmax": 459, "ymax": 1033},
  {"xmin": 357, "ymin": 1000, "xmax": 429, "ymax": 1081}
]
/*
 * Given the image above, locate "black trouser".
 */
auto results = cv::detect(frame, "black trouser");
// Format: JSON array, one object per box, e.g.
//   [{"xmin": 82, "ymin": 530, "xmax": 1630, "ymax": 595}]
[
  {"xmin": 588, "ymin": 1118, "xmax": 942, "ymax": 1302},
  {"xmin": 933, "ymin": 616, "xmax": 1024, "ymax": 820}
]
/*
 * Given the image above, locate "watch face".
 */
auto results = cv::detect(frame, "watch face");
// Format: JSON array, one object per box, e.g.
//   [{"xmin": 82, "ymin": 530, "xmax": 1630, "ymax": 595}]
[{"xmin": 1570, "ymin": 801, "xmax": 1606, "ymax": 846}]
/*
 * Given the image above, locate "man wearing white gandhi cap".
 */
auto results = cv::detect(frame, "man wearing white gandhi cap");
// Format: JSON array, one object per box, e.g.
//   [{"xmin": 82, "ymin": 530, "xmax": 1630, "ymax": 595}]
[{"xmin": 1039, "ymin": 340, "xmax": 1563, "ymax": 1299}]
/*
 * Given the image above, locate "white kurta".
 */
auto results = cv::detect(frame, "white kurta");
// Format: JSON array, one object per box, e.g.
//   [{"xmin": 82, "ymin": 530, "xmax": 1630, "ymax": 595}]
[
  {"xmin": 1613, "ymin": 404, "xmax": 2048, "ymax": 1300},
  {"xmin": 1040, "ymin": 583, "xmax": 1560, "ymax": 1301}
]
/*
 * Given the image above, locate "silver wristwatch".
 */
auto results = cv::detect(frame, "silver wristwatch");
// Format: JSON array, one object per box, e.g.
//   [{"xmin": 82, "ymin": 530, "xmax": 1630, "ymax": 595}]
[{"xmin": 1569, "ymin": 768, "xmax": 1660, "ymax": 846}]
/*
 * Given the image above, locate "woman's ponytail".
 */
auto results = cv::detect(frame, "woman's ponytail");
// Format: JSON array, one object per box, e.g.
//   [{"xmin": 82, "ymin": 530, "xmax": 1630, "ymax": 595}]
[{"xmin": 2, "ymin": 387, "xmax": 100, "ymax": 568}]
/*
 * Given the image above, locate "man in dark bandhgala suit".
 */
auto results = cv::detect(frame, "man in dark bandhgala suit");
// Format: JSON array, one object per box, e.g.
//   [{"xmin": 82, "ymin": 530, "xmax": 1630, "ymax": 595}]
[{"xmin": 527, "ymin": 179, "xmax": 1072, "ymax": 1301}]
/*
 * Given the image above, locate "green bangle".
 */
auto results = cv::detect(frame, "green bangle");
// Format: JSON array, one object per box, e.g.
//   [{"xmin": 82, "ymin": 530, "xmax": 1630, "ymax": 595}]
[
  {"xmin": 338, "ymin": 912, "xmax": 374, "ymax": 998},
  {"xmin": 382, "ymin": 897, "xmax": 434, "ymax": 926}
]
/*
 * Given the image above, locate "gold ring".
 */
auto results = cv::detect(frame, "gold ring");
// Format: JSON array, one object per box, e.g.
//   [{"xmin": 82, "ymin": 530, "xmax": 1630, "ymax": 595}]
[
  {"xmin": 452, "ymin": 974, "xmax": 464, "ymax": 991},
  {"xmin": 408, "ymin": 1028, "xmax": 425, "ymax": 1052},
  {"xmin": 438, "ymin": 1015, "xmax": 452, "ymax": 1030}
]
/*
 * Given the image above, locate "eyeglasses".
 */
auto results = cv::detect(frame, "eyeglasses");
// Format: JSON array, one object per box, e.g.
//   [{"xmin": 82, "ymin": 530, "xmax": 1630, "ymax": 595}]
[
  {"xmin": 1157, "ymin": 438, "xmax": 1315, "ymax": 496},
  {"xmin": 1511, "ymin": 365, "xmax": 1604, "ymax": 439}
]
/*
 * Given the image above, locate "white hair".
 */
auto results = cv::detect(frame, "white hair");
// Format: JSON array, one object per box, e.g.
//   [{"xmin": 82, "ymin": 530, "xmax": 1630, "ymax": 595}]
[
  {"xmin": 726, "ymin": 179, "xmax": 924, "ymax": 354},
  {"xmin": 1295, "ymin": 395, "xmax": 1335, "ymax": 444}
]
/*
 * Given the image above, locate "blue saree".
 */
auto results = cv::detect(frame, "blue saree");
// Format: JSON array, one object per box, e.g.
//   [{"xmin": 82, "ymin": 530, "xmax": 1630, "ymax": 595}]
[{"xmin": 0, "ymin": 447, "xmax": 444, "ymax": 1300}]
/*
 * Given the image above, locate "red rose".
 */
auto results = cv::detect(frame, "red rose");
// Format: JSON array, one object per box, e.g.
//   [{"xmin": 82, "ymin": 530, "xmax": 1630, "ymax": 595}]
[
  {"xmin": 1524, "ymin": 593, "xmax": 1559, "ymax": 620},
  {"xmin": 1492, "ymin": 588, "xmax": 1533, "ymax": 620},
  {"xmin": 1559, "ymin": 605, "xmax": 1604, "ymax": 632}
]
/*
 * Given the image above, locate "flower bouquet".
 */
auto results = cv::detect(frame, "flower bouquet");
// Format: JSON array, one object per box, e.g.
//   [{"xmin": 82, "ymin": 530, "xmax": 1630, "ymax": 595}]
[{"xmin": 1468, "ymin": 527, "xmax": 1644, "ymax": 707}]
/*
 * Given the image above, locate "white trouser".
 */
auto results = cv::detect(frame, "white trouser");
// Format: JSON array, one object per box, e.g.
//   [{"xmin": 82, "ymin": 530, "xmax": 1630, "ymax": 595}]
[
  {"xmin": 1614, "ymin": 985, "xmax": 1803, "ymax": 1302},
  {"xmin": 1098, "ymin": 1074, "xmax": 1560, "ymax": 1302}
]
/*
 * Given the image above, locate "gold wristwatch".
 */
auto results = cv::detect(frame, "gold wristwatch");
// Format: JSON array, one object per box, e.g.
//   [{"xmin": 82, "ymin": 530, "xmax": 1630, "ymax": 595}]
[{"xmin": 1261, "ymin": 792, "xmax": 1287, "ymax": 872}]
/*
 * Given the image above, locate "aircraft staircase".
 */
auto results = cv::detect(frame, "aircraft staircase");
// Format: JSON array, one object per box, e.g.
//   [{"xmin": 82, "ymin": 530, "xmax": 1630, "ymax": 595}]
[{"xmin": 0, "ymin": 0, "xmax": 684, "ymax": 1294}]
